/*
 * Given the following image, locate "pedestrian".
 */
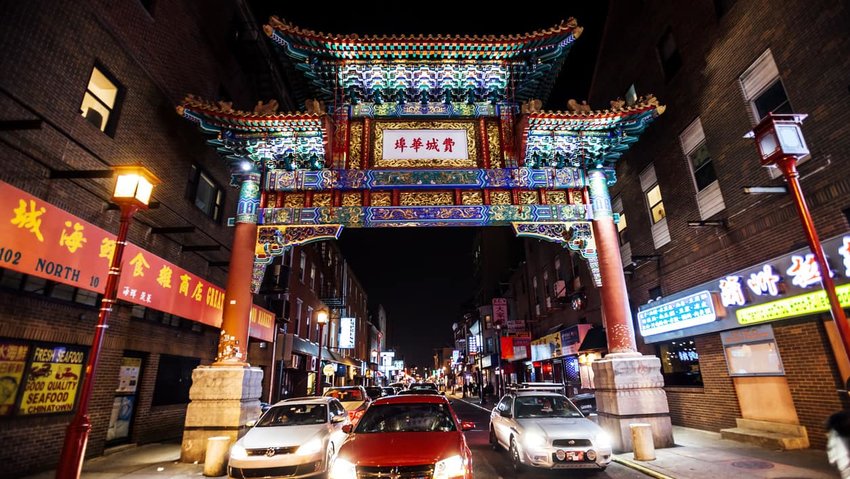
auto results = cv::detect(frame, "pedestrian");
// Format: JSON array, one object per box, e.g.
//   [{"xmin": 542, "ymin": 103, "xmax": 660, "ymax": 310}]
[{"xmin": 827, "ymin": 411, "xmax": 850, "ymax": 478}]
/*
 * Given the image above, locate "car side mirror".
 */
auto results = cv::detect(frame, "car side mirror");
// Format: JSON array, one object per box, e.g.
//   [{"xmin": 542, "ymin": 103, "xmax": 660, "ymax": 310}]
[
  {"xmin": 460, "ymin": 421, "xmax": 475, "ymax": 431},
  {"xmin": 245, "ymin": 419, "xmax": 257, "ymax": 427},
  {"xmin": 342, "ymin": 424, "xmax": 353, "ymax": 434},
  {"xmin": 331, "ymin": 415, "xmax": 346, "ymax": 424},
  {"xmin": 499, "ymin": 410, "xmax": 512, "ymax": 418}
]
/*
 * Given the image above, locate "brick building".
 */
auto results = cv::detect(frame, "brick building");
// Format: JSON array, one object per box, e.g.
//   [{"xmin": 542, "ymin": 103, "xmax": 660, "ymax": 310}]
[
  {"xmin": 0, "ymin": 0, "xmax": 291, "ymax": 475},
  {"xmin": 589, "ymin": 0, "xmax": 850, "ymax": 449}
]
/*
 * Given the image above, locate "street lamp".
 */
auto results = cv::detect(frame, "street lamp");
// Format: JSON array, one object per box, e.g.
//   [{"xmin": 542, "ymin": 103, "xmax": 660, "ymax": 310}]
[
  {"xmin": 315, "ymin": 310, "xmax": 329, "ymax": 396},
  {"xmin": 57, "ymin": 166, "xmax": 160, "ymax": 479},
  {"xmin": 745, "ymin": 113, "xmax": 850, "ymax": 365}
]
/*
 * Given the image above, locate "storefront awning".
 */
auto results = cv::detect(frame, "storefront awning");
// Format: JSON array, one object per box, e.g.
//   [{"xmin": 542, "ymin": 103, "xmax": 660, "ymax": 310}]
[{"xmin": 578, "ymin": 327, "xmax": 607, "ymax": 352}]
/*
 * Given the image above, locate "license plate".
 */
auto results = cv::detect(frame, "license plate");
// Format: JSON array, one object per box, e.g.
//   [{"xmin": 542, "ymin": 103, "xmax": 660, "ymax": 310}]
[{"xmin": 566, "ymin": 451, "xmax": 583, "ymax": 461}]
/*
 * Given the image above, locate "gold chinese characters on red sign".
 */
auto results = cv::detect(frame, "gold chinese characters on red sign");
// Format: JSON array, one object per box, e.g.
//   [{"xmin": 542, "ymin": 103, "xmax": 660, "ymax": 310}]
[{"xmin": 0, "ymin": 181, "xmax": 273, "ymax": 341}]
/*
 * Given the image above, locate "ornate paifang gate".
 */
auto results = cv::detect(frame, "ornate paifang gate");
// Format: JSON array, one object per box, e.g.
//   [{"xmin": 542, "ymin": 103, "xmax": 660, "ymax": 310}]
[{"xmin": 177, "ymin": 17, "xmax": 664, "ymax": 362}]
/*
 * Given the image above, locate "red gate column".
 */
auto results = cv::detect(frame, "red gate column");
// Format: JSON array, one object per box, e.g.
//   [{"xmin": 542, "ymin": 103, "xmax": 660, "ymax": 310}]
[
  {"xmin": 217, "ymin": 171, "xmax": 262, "ymax": 365},
  {"xmin": 180, "ymin": 171, "xmax": 263, "ymax": 464},
  {"xmin": 587, "ymin": 168, "xmax": 636, "ymax": 353},
  {"xmin": 586, "ymin": 167, "xmax": 673, "ymax": 453}
]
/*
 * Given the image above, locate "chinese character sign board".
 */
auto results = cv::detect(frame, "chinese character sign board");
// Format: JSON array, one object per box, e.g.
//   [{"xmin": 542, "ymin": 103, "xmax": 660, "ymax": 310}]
[
  {"xmin": 637, "ymin": 291, "xmax": 721, "ymax": 337},
  {"xmin": 492, "ymin": 298, "xmax": 508, "ymax": 325},
  {"xmin": 19, "ymin": 344, "xmax": 86, "ymax": 415},
  {"xmin": 339, "ymin": 317, "xmax": 356, "ymax": 349},
  {"xmin": 0, "ymin": 342, "xmax": 29, "ymax": 416},
  {"xmin": 0, "ymin": 181, "xmax": 275, "ymax": 338},
  {"xmin": 382, "ymin": 129, "xmax": 468, "ymax": 160}
]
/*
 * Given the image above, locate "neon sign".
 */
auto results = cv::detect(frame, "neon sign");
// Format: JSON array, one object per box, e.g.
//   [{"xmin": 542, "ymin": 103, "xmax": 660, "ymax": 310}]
[
  {"xmin": 746, "ymin": 265, "xmax": 781, "ymax": 297},
  {"xmin": 737, "ymin": 283, "xmax": 850, "ymax": 325},
  {"xmin": 719, "ymin": 276, "xmax": 746, "ymax": 307},
  {"xmin": 637, "ymin": 290, "xmax": 719, "ymax": 337}
]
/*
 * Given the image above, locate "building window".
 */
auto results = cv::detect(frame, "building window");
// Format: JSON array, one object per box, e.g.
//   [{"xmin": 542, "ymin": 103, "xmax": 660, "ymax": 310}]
[
  {"xmin": 187, "ymin": 165, "xmax": 223, "ymax": 221},
  {"xmin": 613, "ymin": 196, "xmax": 629, "ymax": 246},
  {"xmin": 151, "ymin": 354, "xmax": 200, "ymax": 405},
  {"xmin": 657, "ymin": 339, "xmax": 703, "ymax": 387},
  {"xmin": 740, "ymin": 49, "xmax": 792, "ymax": 122},
  {"xmin": 306, "ymin": 306, "xmax": 314, "ymax": 341},
  {"xmin": 656, "ymin": 27, "xmax": 682, "ymax": 80},
  {"xmin": 310, "ymin": 265, "xmax": 316, "ymax": 291},
  {"xmin": 295, "ymin": 299, "xmax": 303, "ymax": 336},
  {"xmin": 645, "ymin": 184, "xmax": 665, "ymax": 224},
  {"xmin": 680, "ymin": 118, "xmax": 726, "ymax": 219},
  {"xmin": 300, "ymin": 252, "xmax": 307, "ymax": 283},
  {"xmin": 80, "ymin": 65, "xmax": 122, "ymax": 135}
]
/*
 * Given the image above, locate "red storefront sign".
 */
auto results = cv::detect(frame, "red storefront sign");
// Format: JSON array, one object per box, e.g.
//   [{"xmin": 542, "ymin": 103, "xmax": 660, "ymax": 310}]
[
  {"xmin": 492, "ymin": 297, "xmax": 508, "ymax": 325},
  {"xmin": 0, "ymin": 181, "xmax": 273, "ymax": 341}
]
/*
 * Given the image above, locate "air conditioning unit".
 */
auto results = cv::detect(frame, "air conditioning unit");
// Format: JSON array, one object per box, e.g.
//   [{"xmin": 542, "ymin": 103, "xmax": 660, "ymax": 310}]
[{"xmin": 554, "ymin": 280, "xmax": 567, "ymax": 298}]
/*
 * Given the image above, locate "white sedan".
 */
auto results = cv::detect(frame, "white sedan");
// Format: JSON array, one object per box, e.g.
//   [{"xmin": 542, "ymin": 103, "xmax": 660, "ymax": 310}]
[
  {"xmin": 489, "ymin": 390, "xmax": 613, "ymax": 471},
  {"xmin": 228, "ymin": 396, "xmax": 349, "ymax": 479}
]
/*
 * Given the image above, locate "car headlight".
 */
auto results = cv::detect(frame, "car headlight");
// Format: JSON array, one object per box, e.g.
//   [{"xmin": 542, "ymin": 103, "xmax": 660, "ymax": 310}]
[
  {"xmin": 329, "ymin": 458, "xmax": 357, "ymax": 479},
  {"xmin": 434, "ymin": 454, "xmax": 466, "ymax": 479},
  {"xmin": 230, "ymin": 444, "xmax": 247, "ymax": 460},
  {"xmin": 595, "ymin": 431, "xmax": 613, "ymax": 449},
  {"xmin": 296, "ymin": 436, "xmax": 323, "ymax": 456},
  {"xmin": 523, "ymin": 432, "xmax": 547, "ymax": 449}
]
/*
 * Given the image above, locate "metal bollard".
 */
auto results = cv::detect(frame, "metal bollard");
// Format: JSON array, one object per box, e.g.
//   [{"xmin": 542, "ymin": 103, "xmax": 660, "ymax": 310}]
[
  {"xmin": 630, "ymin": 423, "xmax": 655, "ymax": 461},
  {"xmin": 203, "ymin": 436, "xmax": 231, "ymax": 476}
]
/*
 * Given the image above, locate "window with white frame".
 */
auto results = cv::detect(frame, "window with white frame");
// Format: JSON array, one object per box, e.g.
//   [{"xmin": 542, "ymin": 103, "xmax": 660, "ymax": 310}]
[
  {"xmin": 295, "ymin": 299, "xmax": 303, "ymax": 336},
  {"xmin": 300, "ymin": 251, "xmax": 307, "ymax": 283},
  {"xmin": 306, "ymin": 306, "xmax": 314, "ymax": 341},
  {"xmin": 80, "ymin": 65, "xmax": 122, "ymax": 135},
  {"xmin": 310, "ymin": 264, "xmax": 316, "ymax": 291},
  {"xmin": 680, "ymin": 118, "xmax": 725, "ymax": 219},
  {"xmin": 740, "ymin": 49, "xmax": 796, "ymax": 176},
  {"xmin": 640, "ymin": 164, "xmax": 671, "ymax": 248}
]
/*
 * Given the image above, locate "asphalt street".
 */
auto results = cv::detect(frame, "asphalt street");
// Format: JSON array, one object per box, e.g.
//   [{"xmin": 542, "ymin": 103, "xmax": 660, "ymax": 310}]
[{"xmin": 451, "ymin": 397, "xmax": 646, "ymax": 479}]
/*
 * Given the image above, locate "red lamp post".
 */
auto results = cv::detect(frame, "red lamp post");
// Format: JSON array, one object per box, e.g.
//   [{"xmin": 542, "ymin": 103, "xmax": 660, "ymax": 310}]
[
  {"xmin": 57, "ymin": 166, "xmax": 160, "ymax": 479},
  {"xmin": 315, "ymin": 310, "xmax": 329, "ymax": 396},
  {"xmin": 746, "ymin": 113, "xmax": 850, "ymax": 365}
]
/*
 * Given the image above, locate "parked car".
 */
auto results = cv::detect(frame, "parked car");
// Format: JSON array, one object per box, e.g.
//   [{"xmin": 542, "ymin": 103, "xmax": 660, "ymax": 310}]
[
  {"xmin": 489, "ymin": 384, "xmax": 612, "ymax": 472},
  {"xmin": 323, "ymin": 386, "xmax": 370, "ymax": 424},
  {"xmin": 364, "ymin": 386, "xmax": 384, "ymax": 401},
  {"xmin": 329, "ymin": 395, "xmax": 474, "ymax": 479},
  {"xmin": 228, "ymin": 396, "xmax": 349, "ymax": 479}
]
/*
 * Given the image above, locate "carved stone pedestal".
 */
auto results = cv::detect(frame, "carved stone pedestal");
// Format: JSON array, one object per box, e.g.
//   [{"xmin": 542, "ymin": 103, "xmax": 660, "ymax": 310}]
[
  {"xmin": 591, "ymin": 353, "xmax": 674, "ymax": 452},
  {"xmin": 180, "ymin": 366, "xmax": 263, "ymax": 463}
]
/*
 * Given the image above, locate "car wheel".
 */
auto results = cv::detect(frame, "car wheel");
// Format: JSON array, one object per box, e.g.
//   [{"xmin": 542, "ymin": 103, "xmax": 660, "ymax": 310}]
[
  {"xmin": 489, "ymin": 427, "xmax": 499, "ymax": 451},
  {"xmin": 510, "ymin": 438, "xmax": 524, "ymax": 472}
]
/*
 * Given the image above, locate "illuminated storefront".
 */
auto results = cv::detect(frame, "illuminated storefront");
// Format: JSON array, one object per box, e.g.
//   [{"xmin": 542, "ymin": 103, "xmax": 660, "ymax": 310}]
[{"xmin": 638, "ymin": 233, "xmax": 850, "ymax": 447}]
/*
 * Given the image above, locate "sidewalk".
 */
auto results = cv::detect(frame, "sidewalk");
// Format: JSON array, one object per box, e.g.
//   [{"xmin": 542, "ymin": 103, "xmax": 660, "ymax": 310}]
[
  {"xmin": 22, "ymin": 442, "xmax": 223, "ymax": 479},
  {"xmin": 614, "ymin": 426, "xmax": 838, "ymax": 479},
  {"xmin": 450, "ymin": 393, "xmax": 839, "ymax": 478}
]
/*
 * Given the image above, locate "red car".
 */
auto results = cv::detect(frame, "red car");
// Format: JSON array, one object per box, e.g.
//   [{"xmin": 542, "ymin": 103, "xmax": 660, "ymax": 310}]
[{"xmin": 329, "ymin": 394, "xmax": 474, "ymax": 479}]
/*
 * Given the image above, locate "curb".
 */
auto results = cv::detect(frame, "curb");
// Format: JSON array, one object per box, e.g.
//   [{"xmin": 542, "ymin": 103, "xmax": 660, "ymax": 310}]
[{"xmin": 613, "ymin": 456, "xmax": 676, "ymax": 479}]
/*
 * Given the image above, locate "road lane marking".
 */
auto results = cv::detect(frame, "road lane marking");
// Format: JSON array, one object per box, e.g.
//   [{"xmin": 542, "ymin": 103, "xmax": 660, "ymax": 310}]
[{"xmin": 453, "ymin": 397, "xmax": 493, "ymax": 413}]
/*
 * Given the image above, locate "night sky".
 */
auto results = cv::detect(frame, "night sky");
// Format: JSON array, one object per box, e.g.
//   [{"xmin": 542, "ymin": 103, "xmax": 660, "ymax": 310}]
[{"xmin": 250, "ymin": 2, "xmax": 609, "ymax": 367}]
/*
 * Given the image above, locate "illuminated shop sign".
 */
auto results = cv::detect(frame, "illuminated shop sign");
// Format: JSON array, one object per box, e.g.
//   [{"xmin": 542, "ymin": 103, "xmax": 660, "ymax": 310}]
[
  {"xmin": 339, "ymin": 317, "xmax": 356, "ymax": 349},
  {"xmin": 737, "ymin": 283, "xmax": 850, "ymax": 325},
  {"xmin": 382, "ymin": 129, "xmax": 468, "ymax": 161},
  {"xmin": 0, "ymin": 181, "xmax": 274, "ymax": 340},
  {"xmin": 640, "ymin": 232, "xmax": 850, "ymax": 343},
  {"xmin": 638, "ymin": 291, "xmax": 720, "ymax": 336}
]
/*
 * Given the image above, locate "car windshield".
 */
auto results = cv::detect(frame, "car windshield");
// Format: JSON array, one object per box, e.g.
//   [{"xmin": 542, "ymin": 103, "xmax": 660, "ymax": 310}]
[
  {"xmin": 514, "ymin": 395, "xmax": 583, "ymax": 419},
  {"xmin": 256, "ymin": 404, "xmax": 327, "ymax": 427},
  {"xmin": 324, "ymin": 388, "xmax": 364, "ymax": 402},
  {"xmin": 355, "ymin": 403, "xmax": 457, "ymax": 433},
  {"xmin": 365, "ymin": 387, "xmax": 383, "ymax": 399}
]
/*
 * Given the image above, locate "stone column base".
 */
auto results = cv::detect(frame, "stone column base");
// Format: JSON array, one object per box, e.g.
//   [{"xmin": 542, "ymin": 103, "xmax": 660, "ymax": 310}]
[
  {"xmin": 591, "ymin": 354, "xmax": 674, "ymax": 452},
  {"xmin": 180, "ymin": 365, "xmax": 263, "ymax": 463}
]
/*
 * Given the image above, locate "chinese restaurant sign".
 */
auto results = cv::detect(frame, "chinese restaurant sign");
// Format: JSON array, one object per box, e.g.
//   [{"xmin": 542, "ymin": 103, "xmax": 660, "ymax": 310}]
[
  {"xmin": 0, "ymin": 181, "xmax": 273, "ymax": 340},
  {"xmin": 339, "ymin": 317, "xmax": 356, "ymax": 349},
  {"xmin": 0, "ymin": 341, "xmax": 29, "ymax": 416},
  {"xmin": 637, "ymin": 291, "xmax": 721, "ymax": 337},
  {"xmin": 639, "ymin": 232, "xmax": 850, "ymax": 343},
  {"xmin": 19, "ymin": 343, "xmax": 86, "ymax": 415},
  {"xmin": 382, "ymin": 129, "xmax": 468, "ymax": 160},
  {"xmin": 492, "ymin": 298, "xmax": 508, "ymax": 325}
]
